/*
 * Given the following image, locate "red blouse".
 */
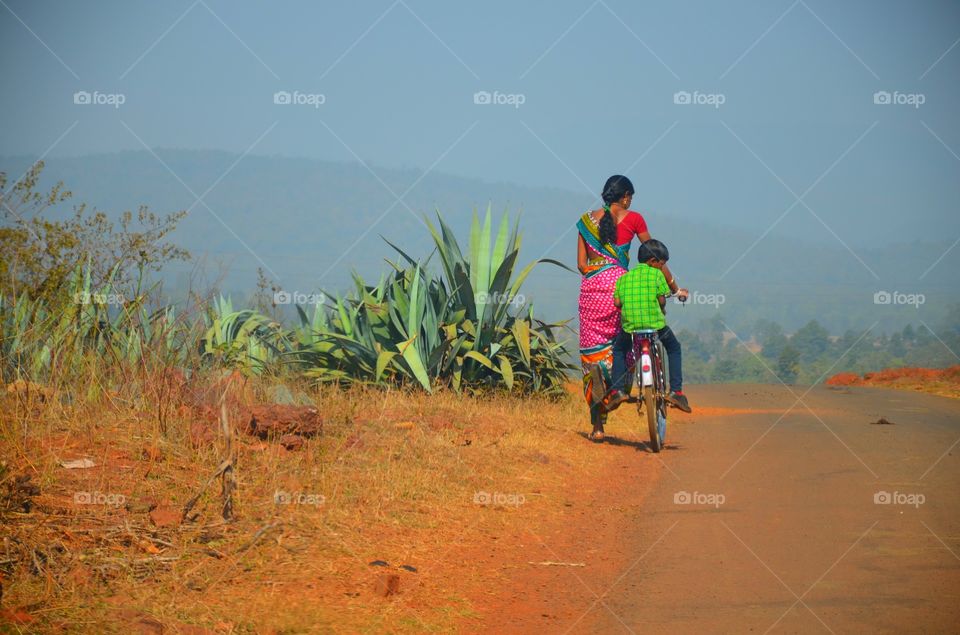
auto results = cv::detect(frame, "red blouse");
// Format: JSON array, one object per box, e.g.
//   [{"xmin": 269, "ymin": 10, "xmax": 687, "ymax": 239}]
[{"xmin": 614, "ymin": 211, "xmax": 648, "ymax": 246}]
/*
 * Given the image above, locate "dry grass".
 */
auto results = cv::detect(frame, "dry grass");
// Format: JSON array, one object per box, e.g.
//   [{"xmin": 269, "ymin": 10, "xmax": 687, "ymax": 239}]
[{"xmin": 0, "ymin": 376, "xmax": 610, "ymax": 633}]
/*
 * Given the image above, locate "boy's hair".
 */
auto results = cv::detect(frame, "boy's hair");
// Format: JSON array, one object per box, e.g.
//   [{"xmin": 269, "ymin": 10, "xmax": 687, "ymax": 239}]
[{"xmin": 637, "ymin": 239, "xmax": 669, "ymax": 263}]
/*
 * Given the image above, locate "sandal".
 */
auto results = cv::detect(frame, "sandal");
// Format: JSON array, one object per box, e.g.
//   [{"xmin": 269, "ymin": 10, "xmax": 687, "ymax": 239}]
[
  {"xmin": 589, "ymin": 428, "xmax": 605, "ymax": 442},
  {"xmin": 604, "ymin": 389, "xmax": 631, "ymax": 412}
]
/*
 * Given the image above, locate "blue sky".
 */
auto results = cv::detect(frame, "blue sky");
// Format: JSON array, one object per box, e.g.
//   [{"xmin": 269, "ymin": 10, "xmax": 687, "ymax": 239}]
[{"xmin": 1, "ymin": 0, "xmax": 959, "ymax": 249}]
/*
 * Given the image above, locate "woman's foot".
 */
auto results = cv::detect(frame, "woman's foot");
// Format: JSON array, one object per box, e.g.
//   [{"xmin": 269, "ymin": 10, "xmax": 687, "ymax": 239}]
[{"xmin": 589, "ymin": 426, "xmax": 605, "ymax": 442}]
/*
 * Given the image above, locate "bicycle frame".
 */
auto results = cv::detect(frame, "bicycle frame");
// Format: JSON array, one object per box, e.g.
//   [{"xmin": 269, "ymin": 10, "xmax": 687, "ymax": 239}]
[{"xmin": 631, "ymin": 330, "xmax": 669, "ymax": 395}]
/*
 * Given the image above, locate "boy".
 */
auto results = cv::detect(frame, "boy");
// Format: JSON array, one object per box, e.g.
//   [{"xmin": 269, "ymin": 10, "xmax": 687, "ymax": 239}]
[{"xmin": 612, "ymin": 239, "xmax": 692, "ymax": 413}]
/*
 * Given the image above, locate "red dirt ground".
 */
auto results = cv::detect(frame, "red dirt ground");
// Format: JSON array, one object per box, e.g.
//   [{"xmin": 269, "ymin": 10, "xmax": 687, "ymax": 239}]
[
  {"xmin": 451, "ymin": 382, "xmax": 915, "ymax": 633},
  {"xmin": 456, "ymin": 424, "xmax": 662, "ymax": 633},
  {"xmin": 455, "ymin": 402, "xmax": 786, "ymax": 633},
  {"xmin": 826, "ymin": 365, "xmax": 960, "ymax": 398}
]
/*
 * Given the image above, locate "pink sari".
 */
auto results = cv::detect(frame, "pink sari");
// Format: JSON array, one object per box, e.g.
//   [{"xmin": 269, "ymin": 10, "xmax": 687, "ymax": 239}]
[{"xmin": 577, "ymin": 213, "xmax": 631, "ymax": 423}]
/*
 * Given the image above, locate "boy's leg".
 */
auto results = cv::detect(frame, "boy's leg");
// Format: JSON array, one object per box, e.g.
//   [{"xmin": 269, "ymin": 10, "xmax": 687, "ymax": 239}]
[
  {"xmin": 658, "ymin": 326, "xmax": 682, "ymax": 394},
  {"xmin": 610, "ymin": 331, "xmax": 631, "ymax": 394}
]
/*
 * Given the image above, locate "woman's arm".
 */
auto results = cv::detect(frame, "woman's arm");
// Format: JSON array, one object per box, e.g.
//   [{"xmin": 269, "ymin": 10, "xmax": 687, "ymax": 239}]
[
  {"xmin": 661, "ymin": 263, "xmax": 683, "ymax": 297},
  {"xmin": 577, "ymin": 233, "xmax": 588, "ymax": 274},
  {"xmin": 638, "ymin": 230, "xmax": 688, "ymax": 300}
]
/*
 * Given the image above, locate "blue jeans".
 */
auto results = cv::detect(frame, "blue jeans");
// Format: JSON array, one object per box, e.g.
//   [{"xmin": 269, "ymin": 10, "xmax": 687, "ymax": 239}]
[
  {"xmin": 614, "ymin": 326, "xmax": 683, "ymax": 394},
  {"xmin": 657, "ymin": 326, "xmax": 683, "ymax": 394},
  {"xmin": 611, "ymin": 331, "xmax": 632, "ymax": 394}
]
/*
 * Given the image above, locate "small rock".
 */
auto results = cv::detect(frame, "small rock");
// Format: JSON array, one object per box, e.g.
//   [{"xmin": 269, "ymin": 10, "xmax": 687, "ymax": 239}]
[
  {"xmin": 369, "ymin": 560, "xmax": 390, "ymax": 567},
  {"xmin": 399, "ymin": 564, "xmax": 417, "ymax": 572},
  {"xmin": 60, "ymin": 458, "xmax": 95, "ymax": 469},
  {"xmin": 133, "ymin": 615, "xmax": 164, "ymax": 635},
  {"xmin": 530, "ymin": 452, "xmax": 550, "ymax": 464},
  {"xmin": 125, "ymin": 497, "xmax": 158, "ymax": 514},
  {"xmin": 195, "ymin": 530, "xmax": 223, "ymax": 544},
  {"xmin": 279, "ymin": 434, "xmax": 304, "ymax": 451},
  {"xmin": 149, "ymin": 506, "xmax": 180, "ymax": 528},
  {"xmin": 374, "ymin": 573, "xmax": 401, "ymax": 597},
  {"xmin": 141, "ymin": 446, "xmax": 164, "ymax": 462},
  {"xmin": 9, "ymin": 473, "xmax": 40, "ymax": 511},
  {"xmin": 139, "ymin": 541, "xmax": 162, "ymax": 555},
  {"xmin": 871, "ymin": 418, "xmax": 895, "ymax": 425},
  {"xmin": 246, "ymin": 404, "xmax": 323, "ymax": 439}
]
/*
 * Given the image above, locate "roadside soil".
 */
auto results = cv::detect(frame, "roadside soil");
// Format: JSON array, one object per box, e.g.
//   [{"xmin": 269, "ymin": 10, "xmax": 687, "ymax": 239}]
[
  {"xmin": 4, "ymin": 376, "xmax": 955, "ymax": 633},
  {"xmin": 468, "ymin": 382, "xmax": 960, "ymax": 634},
  {"xmin": 0, "ymin": 383, "xmax": 668, "ymax": 633},
  {"xmin": 460, "ymin": 396, "xmax": 707, "ymax": 633},
  {"xmin": 827, "ymin": 365, "xmax": 960, "ymax": 399}
]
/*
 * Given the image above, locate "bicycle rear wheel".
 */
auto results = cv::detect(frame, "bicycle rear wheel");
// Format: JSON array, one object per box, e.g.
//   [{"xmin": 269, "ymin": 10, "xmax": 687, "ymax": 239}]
[{"xmin": 643, "ymin": 385, "xmax": 662, "ymax": 452}]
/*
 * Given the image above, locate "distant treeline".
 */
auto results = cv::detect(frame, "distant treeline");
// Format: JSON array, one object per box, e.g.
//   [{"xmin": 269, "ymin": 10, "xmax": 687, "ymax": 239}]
[{"xmin": 676, "ymin": 311, "xmax": 960, "ymax": 385}]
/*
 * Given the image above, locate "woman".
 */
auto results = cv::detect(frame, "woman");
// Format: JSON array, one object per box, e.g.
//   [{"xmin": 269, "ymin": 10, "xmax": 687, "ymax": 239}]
[{"xmin": 577, "ymin": 175, "xmax": 687, "ymax": 441}]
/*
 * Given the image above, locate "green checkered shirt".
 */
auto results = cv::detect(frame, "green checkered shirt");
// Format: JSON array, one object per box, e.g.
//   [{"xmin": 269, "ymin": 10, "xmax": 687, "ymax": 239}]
[{"xmin": 614, "ymin": 263, "xmax": 670, "ymax": 331}]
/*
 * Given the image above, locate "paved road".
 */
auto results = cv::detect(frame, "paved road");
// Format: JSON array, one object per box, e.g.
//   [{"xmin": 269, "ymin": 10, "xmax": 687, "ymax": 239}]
[{"xmin": 591, "ymin": 384, "xmax": 960, "ymax": 634}]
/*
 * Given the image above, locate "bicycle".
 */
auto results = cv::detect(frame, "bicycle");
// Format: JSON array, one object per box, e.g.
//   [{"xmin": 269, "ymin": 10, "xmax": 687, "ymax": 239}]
[{"xmin": 630, "ymin": 328, "xmax": 669, "ymax": 452}]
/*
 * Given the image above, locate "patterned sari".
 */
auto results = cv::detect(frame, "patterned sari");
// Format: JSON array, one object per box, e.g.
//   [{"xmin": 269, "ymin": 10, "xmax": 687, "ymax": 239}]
[{"xmin": 577, "ymin": 212, "xmax": 632, "ymax": 429}]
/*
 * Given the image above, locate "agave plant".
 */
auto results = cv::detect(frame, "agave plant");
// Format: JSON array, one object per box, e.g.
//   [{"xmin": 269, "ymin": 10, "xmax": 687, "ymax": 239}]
[
  {"xmin": 2, "ymin": 209, "xmax": 576, "ymax": 396},
  {"xmin": 201, "ymin": 295, "xmax": 292, "ymax": 375},
  {"xmin": 425, "ymin": 207, "xmax": 574, "ymax": 392},
  {"xmin": 0, "ymin": 292, "xmax": 52, "ymax": 379},
  {"xmin": 1, "ymin": 263, "xmax": 199, "ymax": 383},
  {"xmin": 294, "ymin": 207, "xmax": 575, "ymax": 394}
]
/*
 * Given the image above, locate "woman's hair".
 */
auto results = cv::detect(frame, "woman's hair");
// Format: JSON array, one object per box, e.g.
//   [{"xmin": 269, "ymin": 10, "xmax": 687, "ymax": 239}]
[
  {"xmin": 637, "ymin": 239, "xmax": 669, "ymax": 263},
  {"xmin": 598, "ymin": 175, "xmax": 634, "ymax": 246}
]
